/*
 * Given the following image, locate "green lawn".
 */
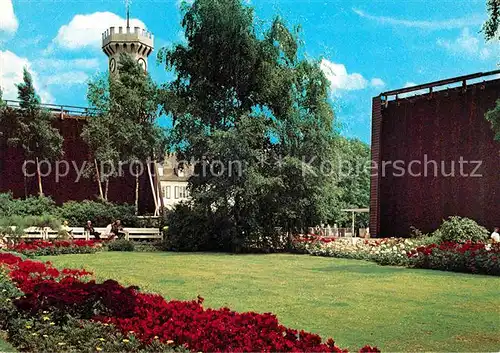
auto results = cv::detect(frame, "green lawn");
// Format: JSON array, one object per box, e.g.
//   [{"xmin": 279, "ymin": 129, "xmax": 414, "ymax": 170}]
[
  {"xmin": 40, "ymin": 252, "xmax": 500, "ymax": 352},
  {"xmin": 0, "ymin": 337, "xmax": 16, "ymax": 352}
]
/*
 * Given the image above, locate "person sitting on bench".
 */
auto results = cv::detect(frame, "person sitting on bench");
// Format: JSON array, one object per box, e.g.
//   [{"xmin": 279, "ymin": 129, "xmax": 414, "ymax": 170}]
[
  {"xmin": 84, "ymin": 220, "xmax": 101, "ymax": 240},
  {"xmin": 61, "ymin": 220, "xmax": 73, "ymax": 239},
  {"xmin": 108, "ymin": 219, "xmax": 128, "ymax": 240}
]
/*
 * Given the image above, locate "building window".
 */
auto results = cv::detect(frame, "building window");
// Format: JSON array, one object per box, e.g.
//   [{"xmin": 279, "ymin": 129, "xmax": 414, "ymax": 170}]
[
  {"xmin": 179, "ymin": 186, "xmax": 187, "ymax": 198},
  {"xmin": 174, "ymin": 186, "xmax": 179, "ymax": 199},
  {"xmin": 165, "ymin": 186, "xmax": 171, "ymax": 199}
]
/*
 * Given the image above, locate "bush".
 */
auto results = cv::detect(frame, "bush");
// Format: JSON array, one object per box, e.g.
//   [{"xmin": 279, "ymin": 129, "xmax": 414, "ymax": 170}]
[
  {"xmin": 408, "ymin": 242, "xmax": 500, "ymax": 275},
  {"xmin": 108, "ymin": 239, "xmax": 135, "ymax": 252},
  {"xmin": 57, "ymin": 200, "xmax": 138, "ymax": 227},
  {"xmin": 0, "ymin": 267, "xmax": 23, "ymax": 329},
  {"xmin": 0, "ymin": 193, "xmax": 139, "ymax": 229},
  {"xmin": 165, "ymin": 203, "xmax": 254, "ymax": 252},
  {"xmin": 438, "ymin": 216, "xmax": 489, "ymax": 243},
  {"xmin": 134, "ymin": 243, "xmax": 162, "ymax": 252},
  {"xmin": 164, "ymin": 203, "xmax": 214, "ymax": 252},
  {"xmin": 0, "ymin": 215, "xmax": 61, "ymax": 244},
  {"xmin": 0, "ymin": 193, "xmax": 56, "ymax": 217}
]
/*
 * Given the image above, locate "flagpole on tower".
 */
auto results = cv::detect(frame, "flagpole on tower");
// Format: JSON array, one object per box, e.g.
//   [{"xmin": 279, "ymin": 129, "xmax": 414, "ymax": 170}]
[{"xmin": 125, "ymin": 0, "xmax": 131, "ymax": 29}]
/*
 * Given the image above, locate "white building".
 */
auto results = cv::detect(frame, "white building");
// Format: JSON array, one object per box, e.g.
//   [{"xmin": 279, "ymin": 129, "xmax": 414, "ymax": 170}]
[{"xmin": 158, "ymin": 155, "xmax": 191, "ymax": 209}]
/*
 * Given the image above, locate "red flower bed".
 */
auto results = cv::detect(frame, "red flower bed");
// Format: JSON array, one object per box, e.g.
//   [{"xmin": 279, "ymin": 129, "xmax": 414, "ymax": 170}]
[
  {"xmin": 0, "ymin": 253, "xmax": 379, "ymax": 352},
  {"xmin": 7, "ymin": 240, "xmax": 100, "ymax": 256},
  {"xmin": 9, "ymin": 239, "xmax": 98, "ymax": 252},
  {"xmin": 407, "ymin": 241, "xmax": 500, "ymax": 275}
]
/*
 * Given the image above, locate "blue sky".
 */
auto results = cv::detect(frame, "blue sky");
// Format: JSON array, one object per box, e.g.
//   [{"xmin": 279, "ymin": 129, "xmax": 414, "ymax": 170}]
[{"xmin": 0, "ymin": 0, "xmax": 498, "ymax": 143}]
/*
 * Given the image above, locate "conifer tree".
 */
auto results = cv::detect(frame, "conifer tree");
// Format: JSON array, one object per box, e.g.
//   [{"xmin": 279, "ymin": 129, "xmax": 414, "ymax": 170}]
[{"xmin": 15, "ymin": 68, "xmax": 63, "ymax": 196}]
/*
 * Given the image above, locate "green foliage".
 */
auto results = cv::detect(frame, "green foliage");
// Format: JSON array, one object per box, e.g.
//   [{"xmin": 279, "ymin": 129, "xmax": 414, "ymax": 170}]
[
  {"xmin": 134, "ymin": 242, "xmax": 162, "ymax": 252},
  {"xmin": 164, "ymin": 203, "xmax": 221, "ymax": 251},
  {"xmin": 327, "ymin": 137, "xmax": 371, "ymax": 227},
  {"xmin": 57, "ymin": 200, "xmax": 138, "ymax": 227},
  {"xmin": 437, "ymin": 216, "xmax": 489, "ymax": 243},
  {"xmin": 15, "ymin": 69, "xmax": 63, "ymax": 195},
  {"xmin": 83, "ymin": 54, "xmax": 166, "ymax": 205},
  {"xmin": 107, "ymin": 239, "xmax": 135, "ymax": 252},
  {"xmin": 485, "ymin": 99, "xmax": 500, "ymax": 141},
  {"xmin": 0, "ymin": 215, "xmax": 61, "ymax": 244},
  {"xmin": 0, "ymin": 69, "xmax": 64, "ymax": 197},
  {"xmin": 0, "ymin": 88, "xmax": 5, "ymax": 109},
  {"xmin": 0, "ymin": 193, "xmax": 56, "ymax": 218},
  {"xmin": 159, "ymin": 0, "xmax": 336, "ymax": 250},
  {"xmin": 0, "ymin": 268, "xmax": 24, "ymax": 330},
  {"xmin": 17, "ymin": 244, "xmax": 100, "ymax": 257},
  {"xmin": 7, "ymin": 312, "xmax": 188, "ymax": 353},
  {"xmin": 483, "ymin": 0, "xmax": 500, "ymax": 41}
]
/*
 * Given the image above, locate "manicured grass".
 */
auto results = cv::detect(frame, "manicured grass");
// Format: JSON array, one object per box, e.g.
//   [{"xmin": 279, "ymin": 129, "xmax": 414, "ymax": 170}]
[
  {"xmin": 0, "ymin": 337, "xmax": 16, "ymax": 352},
  {"xmin": 40, "ymin": 252, "xmax": 500, "ymax": 352}
]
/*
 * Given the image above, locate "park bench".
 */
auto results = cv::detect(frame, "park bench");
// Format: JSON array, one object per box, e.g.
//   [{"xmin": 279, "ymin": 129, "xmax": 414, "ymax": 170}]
[
  {"xmin": 82, "ymin": 227, "xmax": 162, "ymax": 241},
  {"xmin": 3, "ymin": 227, "xmax": 162, "ymax": 241},
  {"xmin": 23, "ymin": 227, "xmax": 46, "ymax": 239}
]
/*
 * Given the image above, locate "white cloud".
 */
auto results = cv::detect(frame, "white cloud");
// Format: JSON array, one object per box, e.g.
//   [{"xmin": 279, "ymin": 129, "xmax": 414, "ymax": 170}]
[
  {"xmin": 353, "ymin": 8, "xmax": 484, "ymax": 30},
  {"xmin": 320, "ymin": 59, "xmax": 368, "ymax": 92},
  {"xmin": 370, "ymin": 78, "xmax": 385, "ymax": 88},
  {"xmin": 0, "ymin": 50, "xmax": 54, "ymax": 103},
  {"xmin": 399, "ymin": 82, "xmax": 428, "ymax": 98},
  {"xmin": 44, "ymin": 71, "xmax": 89, "ymax": 86},
  {"xmin": 31, "ymin": 58, "xmax": 102, "ymax": 88},
  {"xmin": 0, "ymin": 0, "xmax": 18, "ymax": 34},
  {"xmin": 437, "ymin": 28, "xmax": 496, "ymax": 60},
  {"xmin": 51, "ymin": 12, "xmax": 146, "ymax": 50},
  {"xmin": 34, "ymin": 58, "xmax": 101, "ymax": 71}
]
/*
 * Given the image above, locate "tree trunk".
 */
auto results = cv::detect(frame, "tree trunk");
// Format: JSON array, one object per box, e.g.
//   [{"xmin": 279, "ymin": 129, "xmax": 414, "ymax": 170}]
[
  {"xmin": 23, "ymin": 174, "xmax": 27, "ymax": 199},
  {"xmin": 36, "ymin": 157, "xmax": 43, "ymax": 197},
  {"xmin": 94, "ymin": 159, "xmax": 104, "ymax": 200},
  {"xmin": 134, "ymin": 165, "xmax": 140, "ymax": 215},
  {"xmin": 104, "ymin": 179, "xmax": 109, "ymax": 201}
]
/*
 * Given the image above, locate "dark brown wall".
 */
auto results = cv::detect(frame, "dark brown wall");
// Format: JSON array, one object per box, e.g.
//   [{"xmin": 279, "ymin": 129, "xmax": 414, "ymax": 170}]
[
  {"xmin": 0, "ymin": 116, "xmax": 154, "ymax": 213},
  {"xmin": 371, "ymin": 78, "xmax": 500, "ymax": 237}
]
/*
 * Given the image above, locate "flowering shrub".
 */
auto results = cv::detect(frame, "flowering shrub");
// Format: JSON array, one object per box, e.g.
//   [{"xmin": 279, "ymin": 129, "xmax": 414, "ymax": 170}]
[
  {"xmin": 0, "ymin": 272, "xmax": 188, "ymax": 353},
  {"xmin": 294, "ymin": 235, "xmax": 500, "ymax": 276},
  {"xmin": 7, "ymin": 240, "xmax": 101, "ymax": 256},
  {"xmin": 294, "ymin": 236, "xmax": 419, "ymax": 266},
  {"xmin": 0, "ymin": 252, "xmax": 379, "ymax": 352},
  {"xmin": 7, "ymin": 313, "xmax": 189, "ymax": 353},
  {"xmin": 408, "ymin": 242, "xmax": 500, "ymax": 275}
]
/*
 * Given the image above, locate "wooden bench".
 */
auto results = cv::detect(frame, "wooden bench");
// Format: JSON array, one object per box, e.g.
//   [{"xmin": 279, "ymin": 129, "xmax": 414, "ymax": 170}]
[
  {"xmin": 4, "ymin": 227, "xmax": 162, "ymax": 241},
  {"xmin": 126, "ymin": 228, "xmax": 162, "ymax": 241}
]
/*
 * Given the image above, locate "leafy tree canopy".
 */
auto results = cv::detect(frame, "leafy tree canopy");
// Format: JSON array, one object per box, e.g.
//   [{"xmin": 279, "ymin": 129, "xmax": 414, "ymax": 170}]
[
  {"xmin": 159, "ymin": 0, "xmax": 337, "ymax": 248},
  {"xmin": 485, "ymin": 100, "xmax": 500, "ymax": 140},
  {"xmin": 15, "ymin": 68, "xmax": 63, "ymax": 161},
  {"xmin": 483, "ymin": 0, "xmax": 500, "ymax": 41}
]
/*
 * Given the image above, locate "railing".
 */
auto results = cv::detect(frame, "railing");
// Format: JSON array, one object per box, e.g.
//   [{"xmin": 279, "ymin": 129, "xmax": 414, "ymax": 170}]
[
  {"xmin": 380, "ymin": 69, "xmax": 500, "ymax": 102},
  {"xmin": 4, "ymin": 100, "xmax": 95, "ymax": 117},
  {"xmin": 308, "ymin": 227, "xmax": 370, "ymax": 238}
]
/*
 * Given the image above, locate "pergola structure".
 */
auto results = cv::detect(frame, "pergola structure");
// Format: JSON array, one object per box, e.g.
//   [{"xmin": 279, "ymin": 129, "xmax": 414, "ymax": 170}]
[{"xmin": 341, "ymin": 208, "xmax": 369, "ymax": 237}]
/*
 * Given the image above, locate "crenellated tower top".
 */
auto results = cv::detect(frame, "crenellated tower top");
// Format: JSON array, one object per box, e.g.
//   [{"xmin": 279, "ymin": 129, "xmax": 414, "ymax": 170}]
[{"xmin": 101, "ymin": 4, "xmax": 154, "ymax": 75}]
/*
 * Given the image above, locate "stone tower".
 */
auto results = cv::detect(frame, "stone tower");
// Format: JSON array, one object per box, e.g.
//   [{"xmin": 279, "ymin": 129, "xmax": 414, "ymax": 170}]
[{"xmin": 101, "ymin": 10, "xmax": 154, "ymax": 74}]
